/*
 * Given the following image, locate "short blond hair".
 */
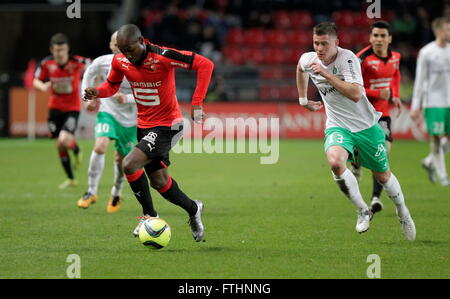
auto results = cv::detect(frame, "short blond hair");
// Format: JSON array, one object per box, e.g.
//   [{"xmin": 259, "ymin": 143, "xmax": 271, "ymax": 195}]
[{"xmin": 432, "ymin": 17, "xmax": 450, "ymax": 34}]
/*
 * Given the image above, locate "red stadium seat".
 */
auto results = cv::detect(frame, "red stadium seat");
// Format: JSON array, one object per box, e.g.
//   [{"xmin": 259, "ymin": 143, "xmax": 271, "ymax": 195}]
[
  {"xmin": 273, "ymin": 10, "xmax": 292, "ymax": 29},
  {"xmin": 247, "ymin": 47, "xmax": 265, "ymax": 65},
  {"xmin": 290, "ymin": 11, "xmax": 314, "ymax": 29},
  {"xmin": 354, "ymin": 29, "xmax": 370, "ymax": 47},
  {"xmin": 354, "ymin": 11, "xmax": 373, "ymax": 28},
  {"xmin": 286, "ymin": 30, "xmax": 311, "ymax": 47},
  {"xmin": 223, "ymin": 47, "xmax": 245, "ymax": 64},
  {"xmin": 338, "ymin": 31, "xmax": 355, "ymax": 49},
  {"xmin": 260, "ymin": 67, "xmax": 284, "ymax": 80},
  {"xmin": 332, "ymin": 10, "xmax": 355, "ymax": 28},
  {"xmin": 243, "ymin": 28, "xmax": 266, "ymax": 46},
  {"xmin": 266, "ymin": 30, "xmax": 288, "ymax": 47},
  {"xmin": 279, "ymin": 85, "xmax": 298, "ymax": 99},
  {"xmin": 284, "ymin": 48, "xmax": 302, "ymax": 65},
  {"xmin": 259, "ymin": 86, "xmax": 281, "ymax": 100},
  {"xmin": 142, "ymin": 10, "xmax": 163, "ymax": 27},
  {"xmin": 225, "ymin": 28, "xmax": 245, "ymax": 45},
  {"xmin": 264, "ymin": 48, "xmax": 287, "ymax": 65}
]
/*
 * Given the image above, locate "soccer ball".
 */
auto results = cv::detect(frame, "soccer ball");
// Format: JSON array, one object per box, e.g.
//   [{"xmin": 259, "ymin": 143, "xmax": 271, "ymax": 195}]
[{"xmin": 138, "ymin": 218, "xmax": 171, "ymax": 249}]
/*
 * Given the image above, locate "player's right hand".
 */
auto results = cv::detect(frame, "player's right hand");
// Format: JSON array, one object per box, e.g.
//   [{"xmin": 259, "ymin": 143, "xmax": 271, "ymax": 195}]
[
  {"xmin": 303, "ymin": 100, "xmax": 324, "ymax": 112},
  {"xmin": 83, "ymin": 87, "xmax": 99, "ymax": 101},
  {"xmin": 410, "ymin": 109, "xmax": 421, "ymax": 122},
  {"xmin": 43, "ymin": 81, "xmax": 52, "ymax": 92}
]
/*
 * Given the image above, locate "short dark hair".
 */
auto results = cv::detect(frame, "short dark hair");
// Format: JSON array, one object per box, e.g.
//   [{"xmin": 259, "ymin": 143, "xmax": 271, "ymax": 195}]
[
  {"xmin": 50, "ymin": 33, "xmax": 69, "ymax": 47},
  {"xmin": 313, "ymin": 22, "xmax": 338, "ymax": 37},
  {"xmin": 371, "ymin": 20, "xmax": 392, "ymax": 35}
]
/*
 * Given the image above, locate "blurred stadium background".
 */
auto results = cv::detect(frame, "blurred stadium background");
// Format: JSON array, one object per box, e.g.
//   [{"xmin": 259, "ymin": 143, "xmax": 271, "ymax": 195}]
[{"xmin": 0, "ymin": 0, "xmax": 447, "ymax": 140}]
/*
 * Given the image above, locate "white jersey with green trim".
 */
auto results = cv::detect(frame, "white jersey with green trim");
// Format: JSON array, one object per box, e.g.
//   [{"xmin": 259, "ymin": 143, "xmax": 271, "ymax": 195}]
[
  {"xmin": 411, "ymin": 41, "xmax": 450, "ymax": 110},
  {"xmin": 82, "ymin": 54, "xmax": 137, "ymax": 128},
  {"xmin": 299, "ymin": 47, "xmax": 381, "ymax": 133}
]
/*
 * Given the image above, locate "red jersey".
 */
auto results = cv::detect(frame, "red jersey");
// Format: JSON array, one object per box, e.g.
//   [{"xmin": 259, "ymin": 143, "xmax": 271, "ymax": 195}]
[
  {"xmin": 35, "ymin": 55, "xmax": 90, "ymax": 112},
  {"xmin": 356, "ymin": 46, "xmax": 401, "ymax": 117},
  {"xmin": 96, "ymin": 41, "xmax": 214, "ymax": 128}
]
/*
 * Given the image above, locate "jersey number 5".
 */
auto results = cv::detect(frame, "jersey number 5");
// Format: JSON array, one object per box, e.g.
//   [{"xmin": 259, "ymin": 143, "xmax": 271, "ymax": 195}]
[{"xmin": 133, "ymin": 88, "xmax": 161, "ymax": 106}]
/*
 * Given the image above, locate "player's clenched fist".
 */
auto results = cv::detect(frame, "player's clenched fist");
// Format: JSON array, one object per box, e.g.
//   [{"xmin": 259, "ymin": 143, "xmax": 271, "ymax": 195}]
[
  {"xmin": 309, "ymin": 62, "xmax": 327, "ymax": 77},
  {"xmin": 83, "ymin": 87, "xmax": 99, "ymax": 101}
]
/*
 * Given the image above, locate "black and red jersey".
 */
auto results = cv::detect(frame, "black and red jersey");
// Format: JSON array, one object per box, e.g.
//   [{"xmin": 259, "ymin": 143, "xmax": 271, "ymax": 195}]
[
  {"xmin": 35, "ymin": 55, "xmax": 90, "ymax": 112},
  {"xmin": 356, "ymin": 46, "xmax": 401, "ymax": 117},
  {"xmin": 96, "ymin": 41, "xmax": 214, "ymax": 128}
]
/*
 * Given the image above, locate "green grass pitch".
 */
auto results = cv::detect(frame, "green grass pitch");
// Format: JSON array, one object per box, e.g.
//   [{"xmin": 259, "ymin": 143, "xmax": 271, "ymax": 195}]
[{"xmin": 0, "ymin": 138, "xmax": 448, "ymax": 279}]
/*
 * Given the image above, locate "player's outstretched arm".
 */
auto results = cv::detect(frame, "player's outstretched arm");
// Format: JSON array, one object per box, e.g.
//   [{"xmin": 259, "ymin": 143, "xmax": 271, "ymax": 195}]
[{"xmin": 189, "ymin": 53, "xmax": 214, "ymax": 123}]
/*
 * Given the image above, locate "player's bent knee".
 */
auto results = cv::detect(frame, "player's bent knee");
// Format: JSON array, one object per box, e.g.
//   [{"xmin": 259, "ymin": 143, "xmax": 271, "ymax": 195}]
[
  {"xmin": 327, "ymin": 156, "xmax": 346, "ymax": 174},
  {"xmin": 122, "ymin": 155, "xmax": 139, "ymax": 175},
  {"xmin": 149, "ymin": 172, "xmax": 169, "ymax": 190},
  {"xmin": 94, "ymin": 147, "xmax": 106, "ymax": 155},
  {"xmin": 373, "ymin": 170, "xmax": 391, "ymax": 184}
]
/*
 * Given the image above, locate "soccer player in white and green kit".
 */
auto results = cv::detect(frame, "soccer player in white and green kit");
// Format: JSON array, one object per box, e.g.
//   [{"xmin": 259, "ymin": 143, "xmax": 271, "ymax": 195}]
[
  {"xmin": 411, "ymin": 17, "xmax": 450, "ymax": 187},
  {"xmin": 296, "ymin": 22, "xmax": 415, "ymax": 240},
  {"xmin": 77, "ymin": 31, "xmax": 137, "ymax": 212}
]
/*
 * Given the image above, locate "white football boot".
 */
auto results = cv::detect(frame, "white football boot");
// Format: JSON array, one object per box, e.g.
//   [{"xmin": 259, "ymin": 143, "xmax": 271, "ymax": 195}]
[
  {"xmin": 397, "ymin": 209, "xmax": 416, "ymax": 241},
  {"xmin": 188, "ymin": 200, "xmax": 205, "ymax": 242},
  {"xmin": 356, "ymin": 208, "xmax": 372, "ymax": 233},
  {"xmin": 421, "ymin": 160, "xmax": 437, "ymax": 184}
]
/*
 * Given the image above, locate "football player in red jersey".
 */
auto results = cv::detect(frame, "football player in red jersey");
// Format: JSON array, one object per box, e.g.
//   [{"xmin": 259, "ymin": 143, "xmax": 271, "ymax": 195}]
[
  {"xmin": 34, "ymin": 33, "xmax": 90, "ymax": 189},
  {"xmin": 353, "ymin": 21, "xmax": 403, "ymax": 215},
  {"xmin": 84, "ymin": 24, "xmax": 214, "ymax": 242}
]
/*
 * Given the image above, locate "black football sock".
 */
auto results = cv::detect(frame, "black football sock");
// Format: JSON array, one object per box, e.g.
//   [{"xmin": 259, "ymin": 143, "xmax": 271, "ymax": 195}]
[
  {"xmin": 372, "ymin": 174, "xmax": 383, "ymax": 199},
  {"xmin": 71, "ymin": 140, "xmax": 80, "ymax": 156},
  {"xmin": 125, "ymin": 169, "xmax": 158, "ymax": 217},
  {"xmin": 158, "ymin": 177, "xmax": 197, "ymax": 216},
  {"xmin": 59, "ymin": 151, "xmax": 74, "ymax": 179}
]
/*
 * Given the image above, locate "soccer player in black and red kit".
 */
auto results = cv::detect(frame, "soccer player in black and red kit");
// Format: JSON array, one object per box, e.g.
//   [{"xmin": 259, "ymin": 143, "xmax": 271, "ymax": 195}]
[
  {"xmin": 34, "ymin": 33, "xmax": 90, "ymax": 189},
  {"xmin": 353, "ymin": 21, "xmax": 403, "ymax": 215},
  {"xmin": 84, "ymin": 24, "xmax": 214, "ymax": 242}
]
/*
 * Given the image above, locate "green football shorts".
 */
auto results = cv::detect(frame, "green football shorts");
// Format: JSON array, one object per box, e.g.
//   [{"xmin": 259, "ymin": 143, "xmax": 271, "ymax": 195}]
[
  {"xmin": 324, "ymin": 124, "xmax": 390, "ymax": 173},
  {"xmin": 423, "ymin": 107, "xmax": 450, "ymax": 136},
  {"xmin": 95, "ymin": 112, "xmax": 137, "ymax": 156}
]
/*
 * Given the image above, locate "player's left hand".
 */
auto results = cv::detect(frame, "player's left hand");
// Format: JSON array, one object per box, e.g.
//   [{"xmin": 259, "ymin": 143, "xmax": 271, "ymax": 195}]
[
  {"xmin": 191, "ymin": 105, "xmax": 205, "ymax": 124},
  {"xmin": 309, "ymin": 62, "xmax": 327, "ymax": 77},
  {"xmin": 303, "ymin": 100, "xmax": 324, "ymax": 112},
  {"xmin": 410, "ymin": 109, "xmax": 421, "ymax": 122},
  {"xmin": 392, "ymin": 97, "xmax": 402, "ymax": 117}
]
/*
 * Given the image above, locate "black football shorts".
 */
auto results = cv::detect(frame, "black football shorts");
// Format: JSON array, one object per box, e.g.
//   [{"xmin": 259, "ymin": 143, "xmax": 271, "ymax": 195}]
[
  {"xmin": 47, "ymin": 109, "xmax": 80, "ymax": 139},
  {"xmin": 136, "ymin": 124, "xmax": 184, "ymax": 173},
  {"xmin": 378, "ymin": 116, "xmax": 393, "ymax": 143}
]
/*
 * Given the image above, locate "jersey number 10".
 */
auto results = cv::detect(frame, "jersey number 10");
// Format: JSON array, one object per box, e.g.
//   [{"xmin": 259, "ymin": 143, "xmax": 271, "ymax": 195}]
[{"xmin": 133, "ymin": 88, "xmax": 161, "ymax": 106}]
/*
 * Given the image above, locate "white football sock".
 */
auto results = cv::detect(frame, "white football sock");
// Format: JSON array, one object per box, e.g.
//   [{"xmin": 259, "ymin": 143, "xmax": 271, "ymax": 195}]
[
  {"xmin": 333, "ymin": 169, "xmax": 368, "ymax": 211},
  {"xmin": 87, "ymin": 151, "xmax": 105, "ymax": 195},
  {"xmin": 441, "ymin": 136, "xmax": 449, "ymax": 154},
  {"xmin": 432, "ymin": 139, "xmax": 448, "ymax": 181},
  {"xmin": 382, "ymin": 173, "xmax": 409, "ymax": 217},
  {"xmin": 111, "ymin": 160, "xmax": 125, "ymax": 197},
  {"xmin": 422, "ymin": 152, "xmax": 433, "ymax": 167}
]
